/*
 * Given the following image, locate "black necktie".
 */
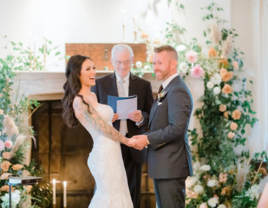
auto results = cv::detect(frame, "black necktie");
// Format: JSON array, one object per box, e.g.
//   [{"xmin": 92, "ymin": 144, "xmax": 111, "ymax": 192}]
[
  {"xmin": 156, "ymin": 84, "xmax": 163, "ymax": 99},
  {"xmin": 158, "ymin": 84, "xmax": 163, "ymax": 93}
]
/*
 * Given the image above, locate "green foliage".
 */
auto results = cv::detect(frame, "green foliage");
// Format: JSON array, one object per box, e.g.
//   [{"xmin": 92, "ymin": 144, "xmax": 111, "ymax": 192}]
[
  {"xmin": 2, "ymin": 36, "xmax": 68, "ymax": 71},
  {"xmin": 0, "ymin": 50, "xmax": 52, "ymax": 207}
]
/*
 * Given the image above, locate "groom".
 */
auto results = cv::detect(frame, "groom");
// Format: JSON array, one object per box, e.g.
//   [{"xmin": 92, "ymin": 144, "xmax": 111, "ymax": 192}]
[{"xmin": 131, "ymin": 45, "xmax": 193, "ymax": 208}]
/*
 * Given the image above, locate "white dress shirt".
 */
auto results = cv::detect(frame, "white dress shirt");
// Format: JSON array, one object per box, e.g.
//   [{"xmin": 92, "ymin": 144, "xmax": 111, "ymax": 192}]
[
  {"xmin": 162, "ymin": 73, "xmax": 179, "ymax": 90},
  {"xmin": 115, "ymin": 72, "xmax": 143, "ymax": 133}
]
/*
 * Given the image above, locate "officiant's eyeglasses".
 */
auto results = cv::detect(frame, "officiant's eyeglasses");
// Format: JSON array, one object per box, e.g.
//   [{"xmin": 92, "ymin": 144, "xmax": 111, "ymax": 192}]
[{"xmin": 114, "ymin": 60, "xmax": 131, "ymax": 66}]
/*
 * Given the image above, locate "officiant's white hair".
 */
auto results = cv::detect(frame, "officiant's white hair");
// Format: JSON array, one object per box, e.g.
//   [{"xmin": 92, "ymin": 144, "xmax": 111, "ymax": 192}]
[{"xmin": 111, "ymin": 44, "xmax": 134, "ymax": 59}]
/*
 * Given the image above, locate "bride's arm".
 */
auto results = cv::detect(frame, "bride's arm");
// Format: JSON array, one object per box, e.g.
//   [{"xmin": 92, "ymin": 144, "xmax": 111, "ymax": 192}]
[{"xmin": 73, "ymin": 96, "xmax": 130, "ymax": 146}]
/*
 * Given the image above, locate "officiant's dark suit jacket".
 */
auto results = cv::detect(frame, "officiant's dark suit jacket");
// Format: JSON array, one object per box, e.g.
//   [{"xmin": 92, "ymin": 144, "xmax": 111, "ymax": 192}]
[
  {"xmin": 91, "ymin": 72, "xmax": 153, "ymax": 163},
  {"xmin": 147, "ymin": 75, "xmax": 193, "ymax": 179}
]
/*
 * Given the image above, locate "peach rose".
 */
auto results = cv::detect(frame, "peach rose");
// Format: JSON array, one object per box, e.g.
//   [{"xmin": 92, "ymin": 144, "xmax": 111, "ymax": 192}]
[
  {"xmin": 222, "ymin": 84, "xmax": 233, "ymax": 94},
  {"xmin": 221, "ymin": 186, "xmax": 231, "ymax": 196},
  {"xmin": 230, "ymin": 122, "xmax": 238, "ymax": 130},
  {"xmin": 1, "ymin": 161, "xmax": 11, "ymax": 172},
  {"xmin": 221, "ymin": 71, "xmax": 233, "ymax": 82},
  {"xmin": 224, "ymin": 111, "xmax": 229, "ymax": 119},
  {"xmin": 0, "ymin": 185, "xmax": 14, "ymax": 192},
  {"xmin": 12, "ymin": 164, "xmax": 24, "ymax": 171},
  {"xmin": 233, "ymin": 61, "xmax": 239, "ymax": 69},
  {"xmin": 220, "ymin": 68, "xmax": 227, "ymax": 76},
  {"xmin": 209, "ymin": 47, "xmax": 218, "ymax": 57},
  {"xmin": 218, "ymin": 59, "xmax": 228, "ymax": 65},
  {"xmin": 187, "ymin": 190, "xmax": 198, "ymax": 199},
  {"xmin": 228, "ymin": 132, "xmax": 235, "ymax": 139},
  {"xmin": 219, "ymin": 104, "xmax": 227, "ymax": 112},
  {"xmin": 1, "ymin": 173, "xmax": 11, "ymax": 179},
  {"xmin": 141, "ymin": 31, "xmax": 148, "ymax": 39},
  {"xmin": 232, "ymin": 109, "xmax": 241, "ymax": 120},
  {"xmin": 2, "ymin": 152, "xmax": 11, "ymax": 160}
]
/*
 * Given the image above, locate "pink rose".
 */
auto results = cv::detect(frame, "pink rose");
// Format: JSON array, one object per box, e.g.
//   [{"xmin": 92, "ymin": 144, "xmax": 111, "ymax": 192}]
[
  {"xmin": 219, "ymin": 173, "xmax": 228, "ymax": 183},
  {"xmin": 186, "ymin": 50, "xmax": 198, "ymax": 63},
  {"xmin": 200, "ymin": 203, "xmax": 208, "ymax": 208},
  {"xmin": 203, "ymin": 175, "xmax": 207, "ymax": 179},
  {"xmin": 5, "ymin": 140, "xmax": 13, "ymax": 149},
  {"xmin": 191, "ymin": 64, "xmax": 204, "ymax": 78},
  {"xmin": 233, "ymin": 61, "xmax": 239, "ymax": 69},
  {"xmin": 214, "ymin": 194, "xmax": 219, "ymax": 200}
]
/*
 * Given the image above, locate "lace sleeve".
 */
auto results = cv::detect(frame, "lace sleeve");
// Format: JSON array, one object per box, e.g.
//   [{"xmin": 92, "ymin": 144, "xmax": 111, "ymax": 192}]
[{"xmin": 73, "ymin": 97, "xmax": 129, "ymax": 146}]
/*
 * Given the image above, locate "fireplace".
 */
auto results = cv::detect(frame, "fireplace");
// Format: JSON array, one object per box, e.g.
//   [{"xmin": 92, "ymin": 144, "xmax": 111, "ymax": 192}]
[{"xmin": 31, "ymin": 99, "xmax": 157, "ymax": 208}]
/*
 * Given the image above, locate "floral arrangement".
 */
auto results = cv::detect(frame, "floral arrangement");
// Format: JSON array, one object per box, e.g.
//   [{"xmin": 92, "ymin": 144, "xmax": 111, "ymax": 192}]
[
  {"xmin": 0, "ymin": 54, "xmax": 52, "ymax": 207},
  {"xmin": 137, "ymin": 2, "xmax": 267, "ymax": 207}
]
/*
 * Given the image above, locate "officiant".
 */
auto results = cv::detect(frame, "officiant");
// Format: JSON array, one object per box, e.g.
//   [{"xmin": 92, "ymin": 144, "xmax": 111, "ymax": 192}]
[{"xmin": 91, "ymin": 44, "xmax": 154, "ymax": 208}]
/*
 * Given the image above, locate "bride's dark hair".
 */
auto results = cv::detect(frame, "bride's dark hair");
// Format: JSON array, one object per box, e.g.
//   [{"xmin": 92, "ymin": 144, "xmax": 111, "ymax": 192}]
[{"xmin": 62, "ymin": 55, "xmax": 92, "ymax": 128}]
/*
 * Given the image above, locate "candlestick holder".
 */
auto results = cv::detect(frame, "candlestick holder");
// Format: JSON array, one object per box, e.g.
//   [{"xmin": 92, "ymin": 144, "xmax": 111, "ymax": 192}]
[
  {"xmin": 133, "ymin": 30, "xmax": 138, "ymax": 43},
  {"xmin": 29, "ymin": 51, "xmax": 32, "ymax": 70},
  {"xmin": 122, "ymin": 25, "xmax": 126, "ymax": 43}
]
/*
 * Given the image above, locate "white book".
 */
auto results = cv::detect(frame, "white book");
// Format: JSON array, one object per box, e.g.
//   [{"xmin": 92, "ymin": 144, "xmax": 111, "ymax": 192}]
[{"xmin": 9, "ymin": 176, "xmax": 42, "ymax": 184}]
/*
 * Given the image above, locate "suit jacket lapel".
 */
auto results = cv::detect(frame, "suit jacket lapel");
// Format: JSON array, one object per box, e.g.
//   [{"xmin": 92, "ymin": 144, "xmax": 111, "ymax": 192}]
[
  {"xmin": 129, "ymin": 73, "xmax": 137, "ymax": 96},
  {"xmin": 148, "ymin": 76, "xmax": 181, "ymax": 127},
  {"xmin": 109, "ymin": 73, "xmax": 118, "ymax": 96}
]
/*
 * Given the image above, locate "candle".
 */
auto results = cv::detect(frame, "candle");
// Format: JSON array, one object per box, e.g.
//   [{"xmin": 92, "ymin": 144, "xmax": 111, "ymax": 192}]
[
  {"xmin": 33, "ymin": 36, "xmax": 36, "ymax": 60},
  {"xmin": 122, "ymin": 9, "xmax": 126, "ymax": 25},
  {"xmin": 133, "ymin": 15, "xmax": 137, "ymax": 31},
  {"xmin": 29, "ymin": 30, "xmax": 33, "ymax": 50},
  {"xmin": 63, "ymin": 181, "xmax": 67, "ymax": 207},
  {"xmin": 53, "ymin": 179, "xmax": 56, "ymax": 205}
]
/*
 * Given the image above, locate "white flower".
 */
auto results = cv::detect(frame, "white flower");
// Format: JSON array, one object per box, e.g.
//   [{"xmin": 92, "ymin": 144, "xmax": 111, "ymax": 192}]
[
  {"xmin": 218, "ymin": 204, "xmax": 226, "ymax": 208},
  {"xmin": 1, "ymin": 189, "xmax": 21, "ymax": 208},
  {"xmin": 136, "ymin": 61, "xmax": 142, "ymax": 68},
  {"xmin": 143, "ymin": 65, "xmax": 150, "ymax": 71},
  {"xmin": 185, "ymin": 176, "xmax": 198, "ymax": 188},
  {"xmin": 193, "ymin": 161, "xmax": 201, "ymax": 171},
  {"xmin": 194, "ymin": 184, "xmax": 204, "ymax": 194},
  {"xmin": 213, "ymin": 87, "xmax": 221, "ymax": 95},
  {"xmin": 3, "ymin": 115, "xmax": 19, "ymax": 139},
  {"xmin": 179, "ymin": 62, "xmax": 189, "ymax": 73},
  {"xmin": 207, "ymin": 81, "xmax": 214, "ymax": 89},
  {"xmin": 210, "ymin": 73, "xmax": 222, "ymax": 85},
  {"xmin": 0, "ymin": 109, "xmax": 3, "ymax": 115},
  {"xmin": 200, "ymin": 203, "xmax": 208, "ymax": 208},
  {"xmin": 176, "ymin": 44, "xmax": 187, "ymax": 52},
  {"xmin": 245, "ymin": 184, "xmax": 259, "ymax": 201},
  {"xmin": 208, "ymin": 197, "xmax": 219, "ymax": 207},
  {"xmin": 207, "ymin": 179, "xmax": 218, "ymax": 187},
  {"xmin": 200, "ymin": 165, "xmax": 211, "ymax": 171}
]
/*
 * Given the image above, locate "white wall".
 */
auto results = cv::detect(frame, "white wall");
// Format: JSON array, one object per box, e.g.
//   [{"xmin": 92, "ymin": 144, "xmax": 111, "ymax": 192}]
[{"xmin": 0, "ymin": 0, "xmax": 231, "ymax": 71}]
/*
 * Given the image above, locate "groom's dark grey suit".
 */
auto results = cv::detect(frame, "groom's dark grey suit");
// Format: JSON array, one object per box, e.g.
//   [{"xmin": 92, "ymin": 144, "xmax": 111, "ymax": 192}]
[{"xmin": 146, "ymin": 74, "xmax": 193, "ymax": 208}]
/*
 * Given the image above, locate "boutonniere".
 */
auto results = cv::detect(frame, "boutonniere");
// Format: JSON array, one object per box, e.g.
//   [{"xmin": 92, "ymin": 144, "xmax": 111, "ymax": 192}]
[{"xmin": 157, "ymin": 91, "xmax": 167, "ymax": 102}]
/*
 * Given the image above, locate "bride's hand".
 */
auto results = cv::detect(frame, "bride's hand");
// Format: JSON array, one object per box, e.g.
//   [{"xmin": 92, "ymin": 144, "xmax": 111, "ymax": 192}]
[{"xmin": 127, "ymin": 137, "xmax": 143, "ymax": 150}]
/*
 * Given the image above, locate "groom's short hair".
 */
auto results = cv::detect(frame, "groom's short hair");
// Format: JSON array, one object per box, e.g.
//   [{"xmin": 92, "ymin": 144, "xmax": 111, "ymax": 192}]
[{"xmin": 154, "ymin": 45, "xmax": 178, "ymax": 61}]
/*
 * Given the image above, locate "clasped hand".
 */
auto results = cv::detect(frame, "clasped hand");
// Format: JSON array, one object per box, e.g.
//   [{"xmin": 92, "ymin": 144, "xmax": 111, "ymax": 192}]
[{"xmin": 127, "ymin": 135, "xmax": 148, "ymax": 150}]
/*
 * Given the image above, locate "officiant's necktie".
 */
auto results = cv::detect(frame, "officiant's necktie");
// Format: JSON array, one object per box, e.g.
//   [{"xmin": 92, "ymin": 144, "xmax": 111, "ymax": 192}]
[{"xmin": 118, "ymin": 79, "xmax": 127, "ymax": 136}]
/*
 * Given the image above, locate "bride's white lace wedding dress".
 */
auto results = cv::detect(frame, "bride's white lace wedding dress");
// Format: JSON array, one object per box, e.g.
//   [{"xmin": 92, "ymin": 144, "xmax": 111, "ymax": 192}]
[{"xmin": 73, "ymin": 98, "xmax": 133, "ymax": 208}]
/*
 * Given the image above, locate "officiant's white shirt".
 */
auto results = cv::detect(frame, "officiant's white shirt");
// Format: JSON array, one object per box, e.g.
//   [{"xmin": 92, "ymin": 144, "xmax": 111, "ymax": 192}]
[{"xmin": 162, "ymin": 73, "xmax": 179, "ymax": 89}]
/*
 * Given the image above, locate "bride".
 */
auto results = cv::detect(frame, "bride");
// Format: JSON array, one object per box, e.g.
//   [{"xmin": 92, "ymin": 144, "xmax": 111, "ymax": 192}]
[{"xmin": 62, "ymin": 55, "xmax": 134, "ymax": 208}]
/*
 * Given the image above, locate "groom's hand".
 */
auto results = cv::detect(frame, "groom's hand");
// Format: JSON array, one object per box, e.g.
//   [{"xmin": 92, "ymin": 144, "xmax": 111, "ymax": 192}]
[
  {"xmin": 128, "ymin": 110, "xmax": 143, "ymax": 122},
  {"xmin": 131, "ymin": 135, "xmax": 148, "ymax": 150}
]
